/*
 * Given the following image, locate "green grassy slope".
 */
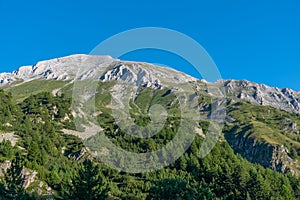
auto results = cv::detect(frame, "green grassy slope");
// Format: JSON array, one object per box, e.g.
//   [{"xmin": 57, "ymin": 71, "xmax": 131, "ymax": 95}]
[{"xmin": 5, "ymin": 79, "xmax": 69, "ymax": 102}]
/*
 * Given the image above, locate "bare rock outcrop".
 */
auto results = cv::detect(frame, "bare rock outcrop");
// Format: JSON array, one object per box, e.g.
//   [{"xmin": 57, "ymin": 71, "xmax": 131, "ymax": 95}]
[{"xmin": 225, "ymin": 128, "xmax": 300, "ymax": 176}]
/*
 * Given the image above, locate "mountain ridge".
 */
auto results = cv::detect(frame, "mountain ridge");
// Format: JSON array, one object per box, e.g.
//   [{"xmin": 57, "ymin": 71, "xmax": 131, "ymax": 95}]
[{"xmin": 1, "ymin": 54, "xmax": 300, "ymax": 114}]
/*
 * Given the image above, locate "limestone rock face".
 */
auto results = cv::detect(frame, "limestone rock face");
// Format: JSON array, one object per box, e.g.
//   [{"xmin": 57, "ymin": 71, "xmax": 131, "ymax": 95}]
[
  {"xmin": 0, "ymin": 54, "xmax": 196, "ymax": 89},
  {"xmin": 21, "ymin": 167, "xmax": 38, "ymax": 189},
  {"xmin": 222, "ymin": 80, "xmax": 300, "ymax": 113},
  {"xmin": 0, "ymin": 73, "xmax": 17, "ymax": 85},
  {"xmin": 225, "ymin": 129, "xmax": 300, "ymax": 176}
]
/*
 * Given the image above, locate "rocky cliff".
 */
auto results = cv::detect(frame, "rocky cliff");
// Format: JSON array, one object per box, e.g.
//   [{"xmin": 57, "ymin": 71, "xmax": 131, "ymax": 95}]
[{"xmin": 225, "ymin": 125, "xmax": 300, "ymax": 176}]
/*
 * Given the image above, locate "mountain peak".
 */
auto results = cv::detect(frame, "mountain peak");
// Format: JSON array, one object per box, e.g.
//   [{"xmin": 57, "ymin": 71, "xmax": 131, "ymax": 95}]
[
  {"xmin": 1, "ymin": 54, "xmax": 300, "ymax": 114},
  {"xmin": 0, "ymin": 54, "xmax": 196, "ymax": 88},
  {"xmin": 0, "ymin": 54, "xmax": 116, "ymax": 84}
]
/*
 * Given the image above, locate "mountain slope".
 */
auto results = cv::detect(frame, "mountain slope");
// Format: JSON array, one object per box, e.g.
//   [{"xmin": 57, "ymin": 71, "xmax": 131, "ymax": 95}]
[
  {"xmin": 0, "ymin": 54, "xmax": 300, "ymax": 198},
  {"xmin": 0, "ymin": 85, "xmax": 299, "ymax": 199}
]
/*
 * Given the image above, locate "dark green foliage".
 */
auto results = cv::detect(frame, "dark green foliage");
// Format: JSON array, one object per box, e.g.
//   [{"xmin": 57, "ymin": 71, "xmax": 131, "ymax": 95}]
[
  {"xmin": 0, "ymin": 89, "xmax": 22, "ymax": 132},
  {"xmin": 0, "ymin": 91, "xmax": 82, "ymax": 197},
  {"xmin": 0, "ymin": 141, "xmax": 16, "ymax": 162},
  {"xmin": 147, "ymin": 178, "xmax": 194, "ymax": 200},
  {"xmin": 147, "ymin": 178, "xmax": 215, "ymax": 200},
  {"xmin": 0, "ymin": 85, "xmax": 299, "ymax": 199},
  {"xmin": 67, "ymin": 160, "xmax": 109, "ymax": 200},
  {"xmin": 0, "ymin": 153, "xmax": 31, "ymax": 200},
  {"xmin": 92, "ymin": 86, "xmax": 181, "ymax": 154}
]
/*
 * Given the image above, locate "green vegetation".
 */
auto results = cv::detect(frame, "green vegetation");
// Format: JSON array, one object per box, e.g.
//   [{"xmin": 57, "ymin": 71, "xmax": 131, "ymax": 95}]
[
  {"xmin": 0, "ymin": 153, "xmax": 29, "ymax": 200},
  {"xmin": 6, "ymin": 79, "xmax": 68, "ymax": 102},
  {"xmin": 0, "ymin": 83, "xmax": 299, "ymax": 199},
  {"xmin": 226, "ymin": 101, "xmax": 300, "ymax": 160},
  {"xmin": 66, "ymin": 160, "xmax": 109, "ymax": 200}
]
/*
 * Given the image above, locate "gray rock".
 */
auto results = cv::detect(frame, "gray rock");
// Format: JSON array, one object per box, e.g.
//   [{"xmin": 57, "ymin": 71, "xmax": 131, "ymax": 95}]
[
  {"xmin": 222, "ymin": 80, "xmax": 300, "ymax": 114},
  {"xmin": 225, "ymin": 128, "xmax": 300, "ymax": 176}
]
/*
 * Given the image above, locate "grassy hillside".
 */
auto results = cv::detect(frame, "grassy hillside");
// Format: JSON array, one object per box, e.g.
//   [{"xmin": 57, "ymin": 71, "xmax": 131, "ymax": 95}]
[
  {"xmin": 225, "ymin": 100, "xmax": 300, "ymax": 175},
  {"xmin": 5, "ymin": 79, "xmax": 69, "ymax": 102}
]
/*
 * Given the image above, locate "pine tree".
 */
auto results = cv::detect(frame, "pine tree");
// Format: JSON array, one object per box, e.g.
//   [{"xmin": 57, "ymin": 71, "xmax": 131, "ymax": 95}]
[
  {"xmin": 70, "ymin": 159, "xmax": 109, "ymax": 200},
  {"xmin": 147, "ymin": 178, "xmax": 194, "ymax": 200},
  {"xmin": 0, "ymin": 153, "xmax": 29, "ymax": 200}
]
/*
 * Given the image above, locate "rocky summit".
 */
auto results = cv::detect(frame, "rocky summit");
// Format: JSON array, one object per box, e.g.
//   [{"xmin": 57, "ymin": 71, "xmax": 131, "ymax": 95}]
[
  {"xmin": 1, "ymin": 54, "xmax": 300, "ymax": 114},
  {"xmin": 223, "ymin": 80, "xmax": 300, "ymax": 114},
  {"xmin": 0, "ymin": 54, "xmax": 196, "ymax": 89}
]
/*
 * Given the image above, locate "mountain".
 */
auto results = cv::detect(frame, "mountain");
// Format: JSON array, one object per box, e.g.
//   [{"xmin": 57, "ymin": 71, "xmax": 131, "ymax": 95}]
[
  {"xmin": 0, "ymin": 54, "xmax": 196, "ymax": 88},
  {"xmin": 223, "ymin": 80, "xmax": 300, "ymax": 114},
  {"xmin": 1, "ymin": 54, "xmax": 300, "ymax": 114},
  {"xmin": 0, "ymin": 54, "xmax": 299, "ymax": 199}
]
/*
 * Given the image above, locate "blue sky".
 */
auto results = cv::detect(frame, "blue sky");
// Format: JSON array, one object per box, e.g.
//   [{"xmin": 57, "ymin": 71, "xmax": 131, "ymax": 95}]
[{"xmin": 0, "ymin": 1, "xmax": 299, "ymax": 90}]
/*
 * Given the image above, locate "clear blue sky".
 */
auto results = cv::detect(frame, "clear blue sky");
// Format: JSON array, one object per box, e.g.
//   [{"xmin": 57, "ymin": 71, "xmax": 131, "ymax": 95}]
[{"xmin": 0, "ymin": 1, "xmax": 299, "ymax": 90}]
